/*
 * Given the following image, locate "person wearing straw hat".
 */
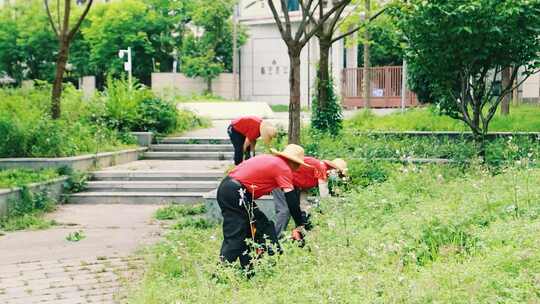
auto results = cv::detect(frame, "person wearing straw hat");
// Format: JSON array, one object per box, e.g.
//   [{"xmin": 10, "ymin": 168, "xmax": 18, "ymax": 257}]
[
  {"xmin": 216, "ymin": 144, "xmax": 311, "ymax": 269},
  {"xmin": 272, "ymin": 157, "xmax": 348, "ymax": 237},
  {"xmin": 227, "ymin": 116, "xmax": 277, "ymax": 165}
]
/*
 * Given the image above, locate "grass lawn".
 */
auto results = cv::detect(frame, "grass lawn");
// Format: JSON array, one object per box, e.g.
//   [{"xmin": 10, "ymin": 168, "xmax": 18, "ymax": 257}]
[
  {"xmin": 174, "ymin": 93, "xmax": 226, "ymax": 103},
  {"xmin": 126, "ymin": 163, "xmax": 540, "ymax": 303},
  {"xmin": 0, "ymin": 168, "xmax": 60, "ymax": 189},
  {"xmin": 348, "ymin": 104, "xmax": 540, "ymax": 132},
  {"xmin": 270, "ymin": 104, "xmax": 309, "ymax": 112}
]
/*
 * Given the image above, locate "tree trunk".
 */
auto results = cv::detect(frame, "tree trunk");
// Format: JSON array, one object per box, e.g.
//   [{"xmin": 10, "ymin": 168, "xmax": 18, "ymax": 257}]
[
  {"xmin": 512, "ymin": 75, "xmax": 519, "ymax": 106},
  {"xmin": 51, "ymin": 39, "xmax": 69, "ymax": 119},
  {"xmin": 501, "ymin": 67, "xmax": 511, "ymax": 116},
  {"xmin": 362, "ymin": 0, "xmax": 371, "ymax": 109},
  {"xmin": 317, "ymin": 38, "xmax": 331, "ymax": 111},
  {"xmin": 207, "ymin": 78, "xmax": 212, "ymax": 93},
  {"xmin": 288, "ymin": 50, "xmax": 302, "ymax": 144}
]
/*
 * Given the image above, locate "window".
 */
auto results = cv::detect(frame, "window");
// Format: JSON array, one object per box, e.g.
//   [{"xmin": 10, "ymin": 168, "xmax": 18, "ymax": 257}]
[{"xmin": 287, "ymin": 0, "xmax": 299, "ymax": 11}]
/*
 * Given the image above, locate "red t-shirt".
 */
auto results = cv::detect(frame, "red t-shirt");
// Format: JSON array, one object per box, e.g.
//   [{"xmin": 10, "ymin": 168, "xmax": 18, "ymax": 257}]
[
  {"xmin": 231, "ymin": 116, "xmax": 262, "ymax": 142},
  {"xmin": 292, "ymin": 157, "xmax": 328, "ymax": 190},
  {"xmin": 229, "ymin": 154, "xmax": 294, "ymax": 199}
]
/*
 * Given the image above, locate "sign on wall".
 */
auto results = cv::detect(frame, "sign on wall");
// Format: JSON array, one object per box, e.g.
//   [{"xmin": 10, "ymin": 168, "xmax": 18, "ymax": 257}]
[{"xmin": 252, "ymin": 38, "xmax": 290, "ymax": 96}]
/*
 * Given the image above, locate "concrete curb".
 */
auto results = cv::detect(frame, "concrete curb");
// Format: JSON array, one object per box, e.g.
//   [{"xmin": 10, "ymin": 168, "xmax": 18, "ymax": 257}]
[
  {"xmin": 130, "ymin": 132, "xmax": 153, "ymax": 146},
  {"xmin": 0, "ymin": 176, "xmax": 69, "ymax": 218},
  {"xmin": 358, "ymin": 157, "xmax": 459, "ymax": 164},
  {"xmin": 357, "ymin": 131, "xmax": 540, "ymax": 140},
  {"xmin": 0, "ymin": 148, "xmax": 147, "ymax": 171},
  {"xmin": 204, "ymin": 189, "xmax": 275, "ymax": 223}
]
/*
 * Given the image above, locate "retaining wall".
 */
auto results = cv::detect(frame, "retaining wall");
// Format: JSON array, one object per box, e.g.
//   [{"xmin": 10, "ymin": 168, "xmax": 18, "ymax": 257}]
[
  {"xmin": 0, "ymin": 148, "xmax": 147, "ymax": 171},
  {"xmin": 358, "ymin": 131, "xmax": 540, "ymax": 140},
  {"xmin": 0, "ymin": 177, "xmax": 68, "ymax": 218}
]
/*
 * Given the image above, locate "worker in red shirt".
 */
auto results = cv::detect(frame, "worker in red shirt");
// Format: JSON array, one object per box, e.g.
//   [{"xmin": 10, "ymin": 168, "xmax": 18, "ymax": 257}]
[
  {"xmin": 228, "ymin": 116, "xmax": 277, "ymax": 165},
  {"xmin": 216, "ymin": 144, "xmax": 310, "ymax": 269},
  {"xmin": 272, "ymin": 157, "xmax": 348, "ymax": 237}
]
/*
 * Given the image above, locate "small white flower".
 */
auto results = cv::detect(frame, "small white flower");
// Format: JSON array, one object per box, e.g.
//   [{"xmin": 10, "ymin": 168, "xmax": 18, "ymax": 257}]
[{"xmin": 505, "ymin": 205, "xmax": 517, "ymax": 213}]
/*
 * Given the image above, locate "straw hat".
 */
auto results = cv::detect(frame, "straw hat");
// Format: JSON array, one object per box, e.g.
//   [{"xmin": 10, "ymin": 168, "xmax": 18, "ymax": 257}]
[
  {"xmin": 271, "ymin": 144, "xmax": 312, "ymax": 167},
  {"xmin": 259, "ymin": 121, "xmax": 277, "ymax": 145},
  {"xmin": 324, "ymin": 158, "xmax": 348, "ymax": 175}
]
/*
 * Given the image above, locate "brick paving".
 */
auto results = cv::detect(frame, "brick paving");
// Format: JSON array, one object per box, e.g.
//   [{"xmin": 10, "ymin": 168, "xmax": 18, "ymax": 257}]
[
  {"xmin": 0, "ymin": 255, "xmax": 143, "ymax": 304},
  {"xmin": 0, "ymin": 204, "xmax": 161, "ymax": 304}
]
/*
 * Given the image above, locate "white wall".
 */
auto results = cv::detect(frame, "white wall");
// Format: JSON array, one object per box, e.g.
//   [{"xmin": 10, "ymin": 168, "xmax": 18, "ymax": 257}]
[
  {"xmin": 239, "ymin": 21, "xmax": 347, "ymax": 106},
  {"xmin": 151, "ymin": 73, "xmax": 236, "ymax": 100},
  {"xmin": 522, "ymin": 71, "xmax": 540, "ymax": 101}
]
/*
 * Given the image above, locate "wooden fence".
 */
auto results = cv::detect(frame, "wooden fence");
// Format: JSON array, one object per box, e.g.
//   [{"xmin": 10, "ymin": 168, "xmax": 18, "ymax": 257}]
[{"xmin": 341, "ymin": 66, "xmax": 418, "ymax": 109}]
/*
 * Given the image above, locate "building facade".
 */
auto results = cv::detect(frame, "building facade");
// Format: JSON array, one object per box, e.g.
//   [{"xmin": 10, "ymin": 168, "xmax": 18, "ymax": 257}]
[{"xmin": 238, "ymin": 0, "xmax": 358, "ymax": 106}]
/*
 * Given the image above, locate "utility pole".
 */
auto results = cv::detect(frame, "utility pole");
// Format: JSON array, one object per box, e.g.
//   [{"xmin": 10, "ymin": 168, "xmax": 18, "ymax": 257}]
[{"xmin": 232, "ymin": 3, "xmax": 239, "ymax": 100}]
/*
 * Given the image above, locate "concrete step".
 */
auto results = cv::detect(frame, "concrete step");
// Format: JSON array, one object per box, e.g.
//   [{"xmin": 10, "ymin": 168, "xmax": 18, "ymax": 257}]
[
  {"xmin": 150, "ymin": 144, "xmax": 233, "ymax": 152},
  {"xmin": 143, "ymin": 152, "xmax": 233, "ymax": 160},
  {"xmin": 85, "ymin": 181, "xmax": 219, "ymax": 192},
  {"xmin": 160, "ymin": 137, "xmax": 230, "ymax": 145},
  {"xmin": 67, "ymin": 192, "xmax": 206, "ymax": 204},
  {"xmin": 204, "ymin": 189, "xmax": 275, "ymax": 222},
  {"xmin": 91, "ymin": 171, "xmax": 224, "ymax": 181}
]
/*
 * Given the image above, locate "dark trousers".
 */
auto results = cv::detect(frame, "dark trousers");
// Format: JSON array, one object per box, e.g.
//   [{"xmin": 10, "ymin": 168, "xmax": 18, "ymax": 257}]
[
  {"xmin": 217, "ymin": 176, "xmax": 279, "ymax": 268},
  {"xmin": 228, "ymin": 124, "xmax": 251, "ymax": 165}
]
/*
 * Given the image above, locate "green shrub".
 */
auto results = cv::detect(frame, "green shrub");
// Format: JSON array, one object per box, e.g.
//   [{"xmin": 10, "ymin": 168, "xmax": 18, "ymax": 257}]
[
  {"xmin": 135, "ymin": 97, "xmax": 178, "ymax": 134},
  {"xmin": 311, "ymin": 76, "xmax": 342, "ymax": 135},
  {"xmin": 174, "ymin": 109, "xmax": 210, "ymax": 135},
  {"xmin": 101, "ymin": 77, "xmax": 145, "ymax": 131},
  {"xmin": 0, "ymin": 112, "xmax": 29, "ymax": 157},
  {"xmin": 0, "ymin": 85, "xmax": 134, "ymax": 157},
  {"xmin": 0, "ymin": 78, "xmax": 208, "ymax": 157}
]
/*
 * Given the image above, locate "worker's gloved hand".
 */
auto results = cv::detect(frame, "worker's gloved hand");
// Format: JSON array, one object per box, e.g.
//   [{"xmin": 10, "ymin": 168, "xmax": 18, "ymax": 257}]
[
  {"xmin": 301, "ymin": 211, "xmax": 313, "ymax": 231},
  {"xmin": 291, "ymin": 228, "xmax": 303, "ymax": 241},
  {"xmin": 291, "ymin": 227, "xmax": 306, "ymax": 247}
]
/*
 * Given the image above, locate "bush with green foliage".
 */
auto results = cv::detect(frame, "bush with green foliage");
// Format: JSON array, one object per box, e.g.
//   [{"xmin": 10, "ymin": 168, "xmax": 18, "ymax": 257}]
[
  {"xmin": 0, "ymin": 84, "xmax": 133, "ymax": 157},
  {"xmin": 96, "ymin": 77, "xmax": 206, "ymax": 135},
  {"xmin": 135, "ymin": 97, "xmax": 179, "ymax": 134},
  {"xmin": 0, "ymin": 78, "xmax": 207, "ymax": 157}
]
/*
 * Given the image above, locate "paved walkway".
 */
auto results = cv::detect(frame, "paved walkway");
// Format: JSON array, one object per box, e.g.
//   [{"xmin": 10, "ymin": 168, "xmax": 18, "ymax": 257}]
[
  {"xmin": 0, "ymin": 204, "xmax": 161, "ymax": 303},
  {"xmin": 184, "ymin": 108, "xmax": 396, "ymax": 137}
]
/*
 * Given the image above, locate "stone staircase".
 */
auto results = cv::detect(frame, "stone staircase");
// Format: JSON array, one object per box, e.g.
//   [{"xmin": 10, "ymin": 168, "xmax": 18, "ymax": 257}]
[
  {"xmin": 143, "ymin": 137, "xmax": 233, "ymax": 160},
  {"xmin": 67, "ymin": 137, "xmax": 231, "ymax": 204}
]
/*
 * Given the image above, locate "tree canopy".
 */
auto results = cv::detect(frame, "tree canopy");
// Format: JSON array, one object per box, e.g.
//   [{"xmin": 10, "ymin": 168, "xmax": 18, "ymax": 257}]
[
  {"xmin": 0, "ymin": 0, "xmax": 243, "ymax": 87},
  {"xmin": 393, "ymin": 0, "xmax": 540, "ymax": 141}
]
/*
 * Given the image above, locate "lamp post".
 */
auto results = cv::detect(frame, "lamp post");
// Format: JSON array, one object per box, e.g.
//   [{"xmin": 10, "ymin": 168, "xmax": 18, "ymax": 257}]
[{"xmin": 118, "ymin": 47, "xmax": 132, "ymax": 86}]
